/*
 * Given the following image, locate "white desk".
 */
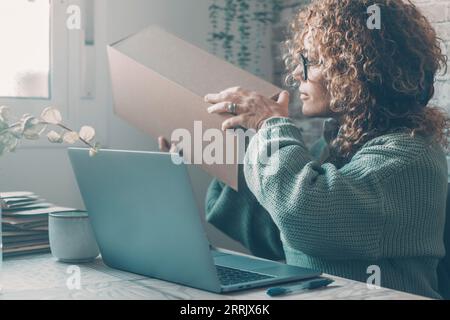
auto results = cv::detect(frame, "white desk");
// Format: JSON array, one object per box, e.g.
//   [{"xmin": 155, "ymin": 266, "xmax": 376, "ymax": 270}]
[{"xmin": 0, "ymin": 253, "xmax": 426, "ymax": 300}]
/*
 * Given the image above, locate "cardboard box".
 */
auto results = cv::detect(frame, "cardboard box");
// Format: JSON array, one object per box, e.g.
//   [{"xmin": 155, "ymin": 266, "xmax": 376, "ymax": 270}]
[{"xmin": 107, "ymin": 25, "xmax": 281, "ymax": 190}]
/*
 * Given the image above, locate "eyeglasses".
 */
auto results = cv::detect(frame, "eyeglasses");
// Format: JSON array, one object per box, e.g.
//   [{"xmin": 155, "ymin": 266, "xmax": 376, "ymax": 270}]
[{"xmin": 297, "ymin": 52, "xmax": 321, "ymax": 82}]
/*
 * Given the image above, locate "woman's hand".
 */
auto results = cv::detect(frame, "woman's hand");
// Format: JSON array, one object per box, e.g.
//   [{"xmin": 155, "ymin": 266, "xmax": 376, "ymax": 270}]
[
  {"xmin": 158, "ymin": 136, "xmax": 181, "ymax": 154},
  {"xmin": 204, "ymin": 87, "xmax": 290, "ymax": 131}
]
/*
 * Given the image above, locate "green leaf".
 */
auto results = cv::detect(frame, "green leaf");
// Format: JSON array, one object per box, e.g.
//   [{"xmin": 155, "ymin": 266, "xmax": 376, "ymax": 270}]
[
  {"xmin": 0, "ymin": 105, "xmax": 10, "ymax": 123},
  {"xmin": 21, "ymin": 116, "xmax": 46, "ymax": 140}
]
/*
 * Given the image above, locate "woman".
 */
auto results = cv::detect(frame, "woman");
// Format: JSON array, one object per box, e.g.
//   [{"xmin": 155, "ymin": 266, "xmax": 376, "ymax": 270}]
[{"xmin": 162, "ymin": 0, "xmax": 449, "ymax": 298}]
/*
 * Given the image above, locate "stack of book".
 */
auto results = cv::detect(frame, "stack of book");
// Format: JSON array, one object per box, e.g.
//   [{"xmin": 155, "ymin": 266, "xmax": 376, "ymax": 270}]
[{"xmin": 0, "ymin": 191, "xmax": 79, "ymax": 258}]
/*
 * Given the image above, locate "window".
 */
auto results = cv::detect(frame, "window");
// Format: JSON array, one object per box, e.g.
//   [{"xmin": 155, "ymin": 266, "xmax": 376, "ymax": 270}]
[
  {"xmin": 0, "ymin": 0, "xmax": 70, "ymax": 148},
  {"xmin": 0, "ymin": 0, "xmax": 69, "ymax": 114},
  {"xmin": 0, "ymin": 0, "xmax": 104, "ymax": 147},
  {"xmin": 0, "ymin": 0, "xmax": 50, "ymax": 98}
]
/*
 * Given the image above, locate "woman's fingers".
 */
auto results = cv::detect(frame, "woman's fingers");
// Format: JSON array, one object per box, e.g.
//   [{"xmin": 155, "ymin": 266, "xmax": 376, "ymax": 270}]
[
  {"xmin": 159, "ymin": 136, "xmax": 183, "ymax": 156},
  {"xmin": 207, "ymin": 102, "xmax": 229, "ymax": 114},
  {"xmin": 277, "ymin": 90, "xmax": 290, "ymax": 109},
  {"xmin": 207, "ymin": 102, "xmax": 244, "ymax": 115},
  {"xmin": 205, "ymin": 87, "xmax": 290, "ymax": 131},
  {"xmin": 221, "ymin": 115, "xmax": 247, "ymax": 131},
  {"xmin": 169, "ymin": 143, "xmax": 179, "ymax": 154},
  {"xmin": 204, "ymin": 87, "xmax": 245, "ymax": 104},
  {"xmin": 158, "ymin": 136, "xmax": 171, "ymax": 152},
  {"xmin": 205, "ymin": 93, "xmax": 234, "ymax": 104}
]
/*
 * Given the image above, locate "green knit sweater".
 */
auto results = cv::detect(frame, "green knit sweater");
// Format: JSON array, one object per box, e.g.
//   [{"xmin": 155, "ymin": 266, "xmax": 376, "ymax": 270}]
[{"xmin": 206, "ymin": 117, "xmax": 448, "ymax": 299}]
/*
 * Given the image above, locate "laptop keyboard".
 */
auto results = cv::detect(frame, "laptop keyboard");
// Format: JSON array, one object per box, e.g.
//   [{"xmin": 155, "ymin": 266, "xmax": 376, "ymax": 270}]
[{"xmin": 216, "ymin": 265, "xmax": 273, "ymax": 286}]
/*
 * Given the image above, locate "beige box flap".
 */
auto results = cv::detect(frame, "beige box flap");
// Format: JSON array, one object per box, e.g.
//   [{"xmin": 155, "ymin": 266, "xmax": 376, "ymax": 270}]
[{"xmin": 108, "ymin": 25, "xmax": 281, "ymax": 190}]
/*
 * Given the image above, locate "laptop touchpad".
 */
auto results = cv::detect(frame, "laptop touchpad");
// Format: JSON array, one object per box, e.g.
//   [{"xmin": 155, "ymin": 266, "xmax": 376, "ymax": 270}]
[
  {"xmin": 214, "ymin": 254, "xmax": 276, "ymax": 271},
  {"xmin": 254, "ymin": 265, "xmax": 319, "ymax": 277}
]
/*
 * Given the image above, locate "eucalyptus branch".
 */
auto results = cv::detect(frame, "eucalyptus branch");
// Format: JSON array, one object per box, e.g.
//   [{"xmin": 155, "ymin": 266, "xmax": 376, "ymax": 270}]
[
  {"xmin": 40, "ymin": 121, "xmax": 97, "ymax": 149},
  {"xmin": 57, "ymin": 123, "xmax": 95, "ymax": 148},
  {"xmin": 0, "ymin": 106, "xmax": 100, "ymax": 157},
  {"xmin": 0, "ymin": 122, "xmax": 21, "ymax": 136}
]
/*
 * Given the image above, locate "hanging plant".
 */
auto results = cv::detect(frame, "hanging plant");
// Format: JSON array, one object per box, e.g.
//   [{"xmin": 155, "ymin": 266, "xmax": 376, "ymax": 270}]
[
  {"xmin": 208, "ymin": 0, "xmax": 237, "ymax": 64},
  {"xmin": 223, "ymin": 0, "xmax": 238, "ymax": 63},
  {"xmin": 207, "ymin": 0, "xmax": 283, "ymax": 76},
  {"xmin": 253, "ymin": 0, "xmax": 267, "ymax": 75},
  {"xmin": 237, "ymin": 0, "xmax": 251, "ymax": 69},
  {"xmin": 209, "ymin": 0, "xmax": 221, "ymax": 54}
]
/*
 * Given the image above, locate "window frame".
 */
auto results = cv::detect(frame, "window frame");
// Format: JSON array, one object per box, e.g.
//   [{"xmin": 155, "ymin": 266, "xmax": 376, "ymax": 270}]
[{"xmin": 0, "ymin": 0, "xmax": 69, "ymax": 146}]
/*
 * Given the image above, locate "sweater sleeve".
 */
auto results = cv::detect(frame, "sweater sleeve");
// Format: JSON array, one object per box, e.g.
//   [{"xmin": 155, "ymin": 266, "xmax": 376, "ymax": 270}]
[
  {"xmin": 244, "ymin": 117, "xmax": 396, "ymax": 261},
  {"xmin": 205, "ymin": 167, "xmax": 285, "ymax": 261},
  {"xmin": 309, "ymin": 136, "xmax": 329, "ymax": 162}
]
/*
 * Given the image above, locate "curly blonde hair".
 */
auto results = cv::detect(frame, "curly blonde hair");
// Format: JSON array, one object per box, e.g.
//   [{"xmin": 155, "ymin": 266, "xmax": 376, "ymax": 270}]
[{"xmin": 284, "ymin": 0, "xmax": 449, "ymax": 164}]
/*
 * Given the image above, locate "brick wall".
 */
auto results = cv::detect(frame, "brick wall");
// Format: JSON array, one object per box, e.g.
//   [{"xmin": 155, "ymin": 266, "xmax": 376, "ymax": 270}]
[
  {"xmin": 272, "ymin": 0, "xmax": 450, "ymax": 146},
  {"xmin": 415, "ymin": 0, "xmax": 450, "ymax": 110}
]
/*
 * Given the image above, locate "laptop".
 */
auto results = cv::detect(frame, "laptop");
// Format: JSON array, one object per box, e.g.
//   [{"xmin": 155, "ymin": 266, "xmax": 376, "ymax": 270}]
[{"xmin": 68, "ymin": 148, "xmax": 321, "ymax": 293}]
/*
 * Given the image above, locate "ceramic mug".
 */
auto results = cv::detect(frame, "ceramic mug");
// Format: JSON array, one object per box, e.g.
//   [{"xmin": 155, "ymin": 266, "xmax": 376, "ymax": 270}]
[{"xmin": 49, "ymin": 211, "xmax": 100, "ymax": 263}]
